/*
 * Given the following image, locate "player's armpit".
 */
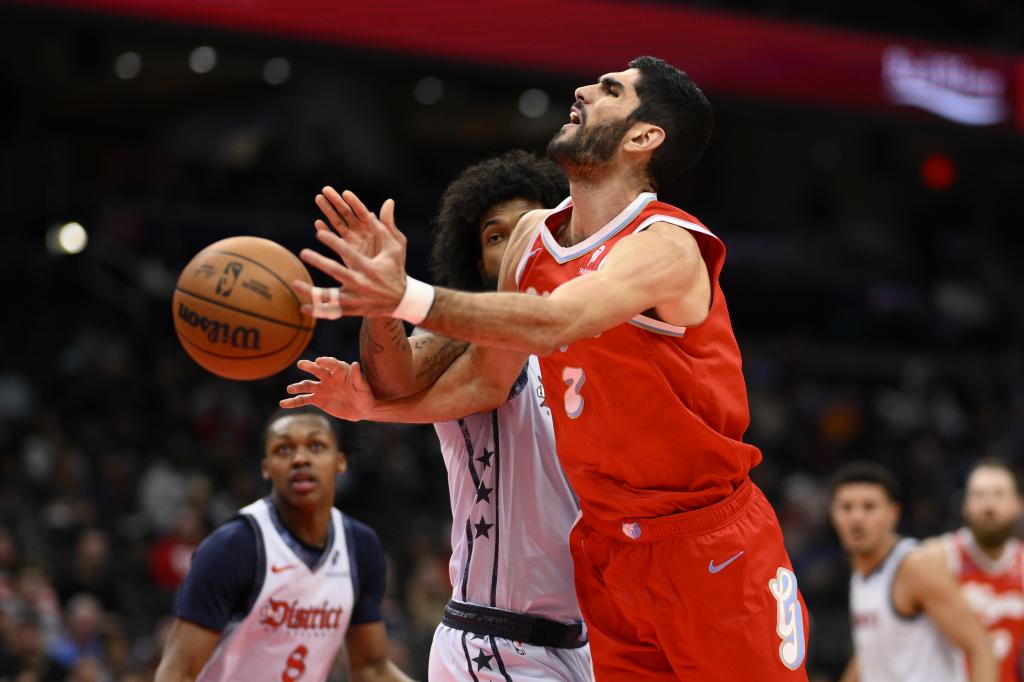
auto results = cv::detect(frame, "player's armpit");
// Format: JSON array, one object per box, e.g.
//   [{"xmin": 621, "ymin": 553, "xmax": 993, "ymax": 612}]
[
  {"xmin": 153, "ymin": 618, "xmax": 220, "ymax": 682},
  {"xmin": 897, "ymin": 547, "xmax": 998, "ymax": 682},
  {"xmin": 345, "ymin": 622, "xmax": 416, "ymax": 682}
]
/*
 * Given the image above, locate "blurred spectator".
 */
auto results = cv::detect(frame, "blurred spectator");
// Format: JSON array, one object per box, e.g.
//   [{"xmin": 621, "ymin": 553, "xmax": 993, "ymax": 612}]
[
  {"xmin": 57, "ymin": 529, "xmax": 119, "ymax": 613},
  {"xmin": 0, "ymin": 527, "xmax": 17, "ymax": 603},
  {"xmin": 50, "ymin": 594, "xmax": 106, "ymax": 671},
  {"xmin": 146, "ymin": 508, "xmax": 205, "ymax": 592},
  {"xmin": 0, "ymin": 612, "xmax": 68, "ymax": 682}
]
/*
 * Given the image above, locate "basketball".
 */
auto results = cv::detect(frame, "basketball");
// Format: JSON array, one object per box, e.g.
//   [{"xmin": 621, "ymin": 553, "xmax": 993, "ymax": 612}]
[{"xmin": 172, "ymin": 236, "xmax": 315, "ymax": 380}]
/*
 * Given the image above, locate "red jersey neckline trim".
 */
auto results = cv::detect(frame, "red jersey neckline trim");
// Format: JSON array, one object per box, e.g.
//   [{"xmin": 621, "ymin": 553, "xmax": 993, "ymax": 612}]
[{"xmin": 540, "ymin": 192, "xmax": 657, "ymax": 263}]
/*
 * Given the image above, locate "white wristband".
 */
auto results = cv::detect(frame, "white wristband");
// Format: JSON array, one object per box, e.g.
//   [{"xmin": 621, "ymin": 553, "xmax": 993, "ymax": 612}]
[{"xmin": 392, "ymin": 276, "xmax": 435, "ymax": 325}]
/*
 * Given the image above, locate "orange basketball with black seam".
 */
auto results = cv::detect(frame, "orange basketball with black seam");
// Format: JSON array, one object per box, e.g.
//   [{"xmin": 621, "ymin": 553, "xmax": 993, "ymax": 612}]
[{"xmin": 172, "ymin": 236, "xmax": 315, "ymax": 380}]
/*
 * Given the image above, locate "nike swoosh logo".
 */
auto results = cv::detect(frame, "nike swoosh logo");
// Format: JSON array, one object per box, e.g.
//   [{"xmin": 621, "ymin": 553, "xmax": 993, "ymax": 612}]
[
  {"xmin": 708, "ymin": 551, "xmax": 745, "ymax": 574},
  {"xmin": 271, "ymin": 564, "xmax": 298, "ymax": 573}
]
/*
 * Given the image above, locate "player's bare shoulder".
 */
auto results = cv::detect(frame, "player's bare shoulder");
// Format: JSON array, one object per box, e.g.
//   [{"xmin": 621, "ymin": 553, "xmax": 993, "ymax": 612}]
[
  {"xmin": 497, "ymin": 208, "xmax": 551, "ymax": 291},
  {"xmin": 636, "ymin": 220, "xmax": 701, "ymax": 252},
  {"xmin": 509, "ymin": 208, "xmax": 549, "ymax": 250}
]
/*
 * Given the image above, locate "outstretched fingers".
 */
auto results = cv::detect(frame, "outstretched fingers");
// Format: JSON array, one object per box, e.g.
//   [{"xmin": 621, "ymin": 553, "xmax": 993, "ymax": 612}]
[
  {"xmin": 314, "ymin": 356, "xmax": 347, "ymax": 373},
  {"xmin": 315, "ymin": 190, "xmax": 349, "ymax": 235},
  {"xmin": 296, "ymin": 358, "xmax": 332, "ymax": 380},
  {"xmin": 314, "ymin": 231, "xmax": 376, "ymax": 273},
  {"xmin": 300, "ymin": 248, "xmax": 359, "ymax": 287},
  {"xmin": 280, "ymin": 394, "xmax": 315, "ymax": 408},
  {"xmin": 341, "ymin": 190, "xmax": 373, "ymax": 225}
]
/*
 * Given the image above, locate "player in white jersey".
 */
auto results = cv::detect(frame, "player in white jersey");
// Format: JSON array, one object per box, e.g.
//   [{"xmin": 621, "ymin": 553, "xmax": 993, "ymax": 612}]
[
  {"xmin": 829, "ymin": 461, "xmax": 996, "ymax": 682},
  {"xmin": 283, "ymin": 152, "xmax": 593, "ymax": 680},
  {"xmin": 155, "ymin": 407, "xmax": 413, "ymax": 682}
]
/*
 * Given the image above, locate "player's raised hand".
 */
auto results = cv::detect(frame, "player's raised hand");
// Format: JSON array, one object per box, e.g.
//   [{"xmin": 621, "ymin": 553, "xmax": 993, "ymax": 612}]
[
  {"xmin": 314, "ymin": 187, "xmax": 380, "ymax": 260},
  {"xmin": 296, "ymin": 197, "xmax": 411, "ymax": 319},
  {"xmin": 280, "ymin": 356, "xmax": 375, "ymax": 421}
]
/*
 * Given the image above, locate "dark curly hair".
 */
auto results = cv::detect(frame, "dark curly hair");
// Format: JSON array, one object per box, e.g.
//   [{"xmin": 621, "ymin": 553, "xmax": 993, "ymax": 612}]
[{"xmin": 430, "ymin": 150, "xmax": 568, "ymax": 291}]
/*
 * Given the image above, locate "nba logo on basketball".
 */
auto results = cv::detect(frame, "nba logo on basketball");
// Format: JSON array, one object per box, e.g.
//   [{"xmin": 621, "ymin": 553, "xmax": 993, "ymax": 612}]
[{"xmin": 216, "ymin": 261, "xmax": 244, "ymax": 297}]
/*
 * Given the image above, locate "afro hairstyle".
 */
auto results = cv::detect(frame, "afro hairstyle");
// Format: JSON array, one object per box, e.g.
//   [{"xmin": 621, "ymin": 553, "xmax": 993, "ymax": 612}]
[{"xmin": 430, "ymin": 150, "xmax": 568, "ymax": 291}]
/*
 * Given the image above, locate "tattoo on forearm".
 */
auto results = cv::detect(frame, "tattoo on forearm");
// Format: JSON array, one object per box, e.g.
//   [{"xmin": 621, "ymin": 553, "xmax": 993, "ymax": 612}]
[
  {"xmin": 360, "ymin": 322, "xmax": 385, "ymax": 355},
  {"xmin": 387, "ymin": 321, "xmax": 407, "ymax": 349},
  {"xmin": 415, "ymin": 339, "xmax": 470, "ymax": 382},
  {"xmin": 358, "ymin": 323, "xmax": 385, "ymax": 386}
]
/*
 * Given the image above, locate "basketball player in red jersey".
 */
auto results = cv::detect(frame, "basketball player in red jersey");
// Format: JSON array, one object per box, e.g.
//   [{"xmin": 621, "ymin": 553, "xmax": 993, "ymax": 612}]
[
  {"xmin": 932, "ymin": 459, "xmax": 1024, "ymax": 681},
  {"xmin": 295, "ymin": 56, "xmax": 808, "ymax": 680}
]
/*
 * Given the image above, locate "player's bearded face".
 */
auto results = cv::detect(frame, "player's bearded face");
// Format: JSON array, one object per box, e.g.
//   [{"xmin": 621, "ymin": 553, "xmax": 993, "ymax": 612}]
[
  {"xmin": 547, "ymin": 115, "xmax": 635, "ymax": 181},
  {"xmin": 964, "ymin": 468, "xmax": 1022, "ymax": 549}
]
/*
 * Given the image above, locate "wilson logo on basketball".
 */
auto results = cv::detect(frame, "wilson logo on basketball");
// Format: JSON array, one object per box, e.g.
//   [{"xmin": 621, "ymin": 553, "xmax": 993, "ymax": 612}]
[
  {"xmin": 177, "ymin": 302, "xmax": 262, "ymax": 350},
  {"xmin": 258, "ymin": 599, "xmax": 345, "ymax": 631}
]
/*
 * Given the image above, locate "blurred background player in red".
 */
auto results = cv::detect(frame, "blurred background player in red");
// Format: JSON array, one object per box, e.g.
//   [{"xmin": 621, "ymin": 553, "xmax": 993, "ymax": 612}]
[
  {"xmin": 934, "ymin": 459, "xmax": 1024, "ymax": 681},
  {"xmin": 285, "ymin": 152, "xmax": 594, "ymax": 680},
  {"xmin": 830, "ymin": 461, "xmax": 995, "ymax": 682},
  {"xmin": 295, "ymin": 56, "xmax": 808, "ymax": 681},
  {"xmin": 155, "ymin": 407, "xmax": 413, "ymax": 682}
]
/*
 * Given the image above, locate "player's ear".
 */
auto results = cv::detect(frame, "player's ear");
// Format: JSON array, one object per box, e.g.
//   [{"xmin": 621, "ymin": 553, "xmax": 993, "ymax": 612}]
[
  {"xmin": 336, "ymin": 452, "xmax": 348, "ymax": 475},
  {"xmin": 624, "ymin": 122, "xmax": 665, "ymax": 154},
  {"xmin": 260, "ymin": 457, "xmax": 270, "ymax": 480}
]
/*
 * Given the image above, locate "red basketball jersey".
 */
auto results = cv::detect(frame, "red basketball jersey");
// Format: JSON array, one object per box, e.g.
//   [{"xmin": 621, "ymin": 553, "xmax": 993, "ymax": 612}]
[
  {"xmin": 943, "ymin": 528, "xmax": 1024, "ymax": 681},
  {"xmin": 515, "ymin": 192, "xmax": 761, "ymax": 523}
]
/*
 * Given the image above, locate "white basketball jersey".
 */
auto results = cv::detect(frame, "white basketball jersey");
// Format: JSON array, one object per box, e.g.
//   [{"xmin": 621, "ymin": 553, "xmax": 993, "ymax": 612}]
[
  {"xmin": 198, "ymin": 499, "xmax": 354, "ymax": 682},
  {"xmin": 850, "ymin": 537, "xmax": 966, "ymax": 682},
  {"xmin": 434, "ymin": 355, "xmax": 582, "ymax": 622}
]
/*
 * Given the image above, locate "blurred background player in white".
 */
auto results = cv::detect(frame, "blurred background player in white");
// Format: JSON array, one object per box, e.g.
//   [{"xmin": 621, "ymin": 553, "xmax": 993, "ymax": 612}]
[
  {"xmin": 933, "ymin": 458, "xmax": 1024, "ymax": 681},
  {"xmin": 284, "ymin": 151, "xmax": 593, "ymax": 681},
  {"xmin": 830, "ymin": 461, "xmax": 996, "ymax": 682},
  {"xmin": 155, "ymin": 407, "xmax": 413, "ymax": 682}
]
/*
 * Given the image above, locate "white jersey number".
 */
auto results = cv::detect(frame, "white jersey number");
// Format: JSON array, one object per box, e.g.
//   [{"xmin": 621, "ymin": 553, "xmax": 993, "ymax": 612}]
[{"xmin": 562, "ymin": 367, "xmax": 586, "ymax": 419}]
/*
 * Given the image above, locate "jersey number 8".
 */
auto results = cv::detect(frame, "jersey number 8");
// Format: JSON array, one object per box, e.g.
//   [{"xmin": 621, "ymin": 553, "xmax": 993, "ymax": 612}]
[{"xmin": 281, "ymin": 644, "xmax": 308, "ymax": 681}]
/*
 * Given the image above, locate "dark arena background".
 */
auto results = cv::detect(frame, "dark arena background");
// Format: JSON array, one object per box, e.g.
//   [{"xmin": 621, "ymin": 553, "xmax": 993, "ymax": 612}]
[{"xmin": 1, "ymin": 1, "xmax": 1023, "ymax": 680}]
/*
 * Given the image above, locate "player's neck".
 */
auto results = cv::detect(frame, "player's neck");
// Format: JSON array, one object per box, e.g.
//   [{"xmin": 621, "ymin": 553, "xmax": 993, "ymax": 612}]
[
  {"xmin": 564, "ymin": 174, "xmax": 653, "ymax": 246},
  {"xmin": 852, "ymin": 533, "xmax": 899, "ymax": 575},
  {"xmin": 967, "ymin": 527, "xmax": 1009, "ymax": 561},
  {"xmin": 272, "ymin": 494, "xmax": 331, "ymax": 548}
]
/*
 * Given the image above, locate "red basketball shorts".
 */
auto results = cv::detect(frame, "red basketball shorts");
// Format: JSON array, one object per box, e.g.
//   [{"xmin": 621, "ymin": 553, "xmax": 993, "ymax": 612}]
[{"xmin": 570, "ymin": 478, "xmax": 809, "ymax": 681}]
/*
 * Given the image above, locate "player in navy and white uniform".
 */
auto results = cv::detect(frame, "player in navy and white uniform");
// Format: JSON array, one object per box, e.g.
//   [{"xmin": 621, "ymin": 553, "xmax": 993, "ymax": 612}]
[
  {"xmin": 829, "ymin": 462, "xmax": 996, "ymax": 682},
  {"xmin": 284, "ymin": 152, "xmax": 592, "ymax": 680},
  {"xmin": 155, "ymin": 407, "xmax": 413, "ymax": 682}
]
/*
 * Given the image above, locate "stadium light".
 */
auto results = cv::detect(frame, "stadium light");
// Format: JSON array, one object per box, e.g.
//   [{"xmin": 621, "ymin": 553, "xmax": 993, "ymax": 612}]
[
  {"xmin": 189, "ymin": 46, "xmax": 217, "ymax": 74},
  {"xmin": 263, "ymin": 57, "xmax": 291, "ymax": 85},
  {"xmin": 413, "ymin": 77, "xmax": 443, "ymax": 105},
  {"xmin": 518, "ymin": 89, "xmax": 549, "ymax": 118},
  {"xmin": 114, "ymin": 52, "xmax": 142, "ymax": 80},
  {"xmin": 46, "ymin": 222, "xmax": 88, "ymax": 255}
]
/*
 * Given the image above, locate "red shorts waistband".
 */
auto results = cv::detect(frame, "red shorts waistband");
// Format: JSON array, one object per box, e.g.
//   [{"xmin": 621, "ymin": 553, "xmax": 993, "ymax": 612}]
[{"xmin": 580, "ymin": 478, "xmax": 755, "ymax": 542}]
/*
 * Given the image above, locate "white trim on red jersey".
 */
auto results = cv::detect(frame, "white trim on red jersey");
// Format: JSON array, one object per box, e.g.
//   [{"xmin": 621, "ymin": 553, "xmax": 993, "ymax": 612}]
[{"xmin": 538, "ymin": 193, "xmax": 656, "ymax": 263}]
